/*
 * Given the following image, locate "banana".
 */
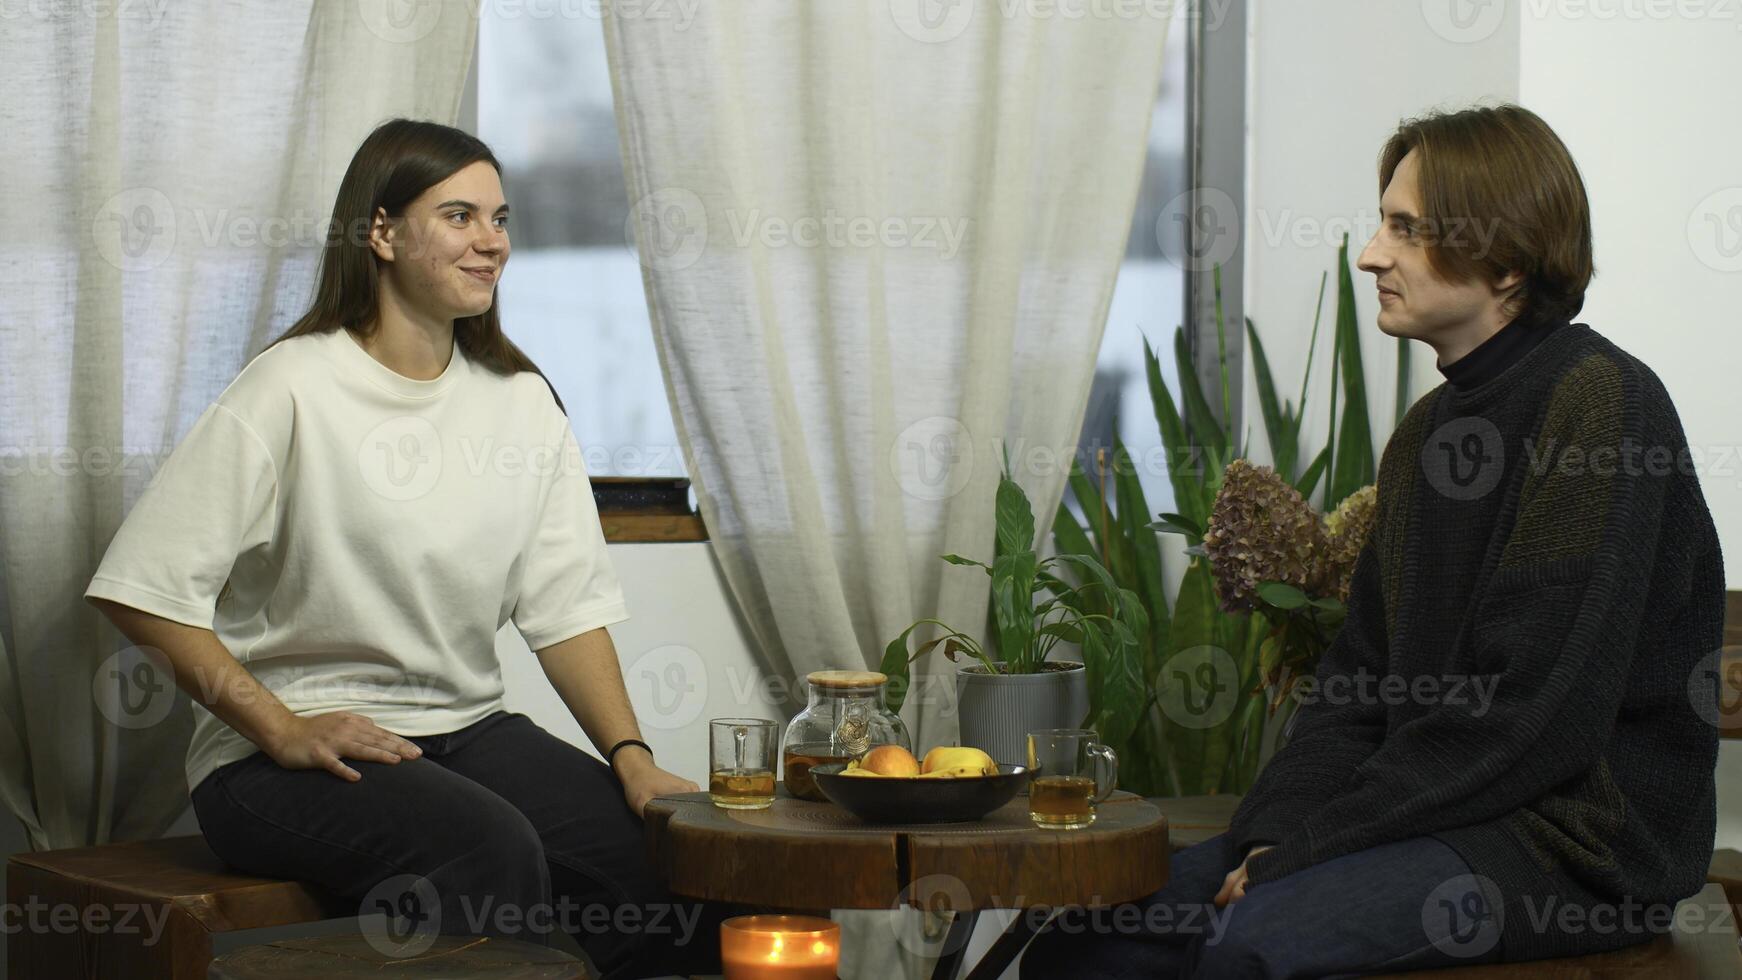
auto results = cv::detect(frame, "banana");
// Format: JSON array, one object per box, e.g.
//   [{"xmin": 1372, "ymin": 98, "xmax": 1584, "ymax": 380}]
[{"xmin": 914, "ymin": 763, "xmax": 996, "ymax": 778}]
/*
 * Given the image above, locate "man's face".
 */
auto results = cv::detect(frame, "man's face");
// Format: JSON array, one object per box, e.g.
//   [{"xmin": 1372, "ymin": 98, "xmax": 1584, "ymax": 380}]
[
  {"xmin": 371, "ymin": 161, "xmax": 510, "ymax": 321},
  {"xmin": 1356, "ymin": 149, "xmax": 1513, "ymax": 346}
]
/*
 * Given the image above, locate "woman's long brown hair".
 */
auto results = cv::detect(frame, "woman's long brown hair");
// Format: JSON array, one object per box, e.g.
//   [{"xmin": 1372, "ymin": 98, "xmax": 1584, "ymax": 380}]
[{"xmin": 267, "ymin": 118, "xmax": 564, "ymax": 413}]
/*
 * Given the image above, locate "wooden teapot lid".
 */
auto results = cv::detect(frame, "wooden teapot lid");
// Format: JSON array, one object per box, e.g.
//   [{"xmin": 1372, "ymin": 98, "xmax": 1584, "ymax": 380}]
[{"xmin": 806, "ymin": 669, "xmax": 888, "ymax": 690}]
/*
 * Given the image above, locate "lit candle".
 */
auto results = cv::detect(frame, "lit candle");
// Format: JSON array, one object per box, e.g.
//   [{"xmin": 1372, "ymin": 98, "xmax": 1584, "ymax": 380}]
[{"xmin": 721, "ymin": 915, "xmax": 840, "ymax": 980}]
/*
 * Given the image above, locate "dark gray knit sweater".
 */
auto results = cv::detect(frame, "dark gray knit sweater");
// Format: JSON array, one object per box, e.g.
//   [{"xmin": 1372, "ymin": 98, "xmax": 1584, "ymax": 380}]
[{"xmin": 1227, "ymin": 318, "xmax": 1727, "ymax": 963}]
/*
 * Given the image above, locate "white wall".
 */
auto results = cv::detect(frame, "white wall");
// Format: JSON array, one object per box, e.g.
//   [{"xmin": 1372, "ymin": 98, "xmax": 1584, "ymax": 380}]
[{"xmin": 498, "ymin": 541, "xmax": 775, "ymax": 783}]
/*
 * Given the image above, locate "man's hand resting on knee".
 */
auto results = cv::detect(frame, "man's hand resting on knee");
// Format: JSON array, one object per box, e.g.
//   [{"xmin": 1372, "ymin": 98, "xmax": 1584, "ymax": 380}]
[{"xmin": 1214, "ymin": 844, "xmax": 1274, "ymax": 907}]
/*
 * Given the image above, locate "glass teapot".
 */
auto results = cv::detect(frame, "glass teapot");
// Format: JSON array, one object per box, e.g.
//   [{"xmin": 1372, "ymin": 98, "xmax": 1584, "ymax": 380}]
[{"xmin": 782, "ymin": 670, "xmax": 911, "ymax": 802}]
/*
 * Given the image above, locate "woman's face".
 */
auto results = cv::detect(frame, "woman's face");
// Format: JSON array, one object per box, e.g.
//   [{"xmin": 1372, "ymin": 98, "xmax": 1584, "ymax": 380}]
[{"xmin": 371, "ymin": 160, "xmax": 510, "ymax": 322}]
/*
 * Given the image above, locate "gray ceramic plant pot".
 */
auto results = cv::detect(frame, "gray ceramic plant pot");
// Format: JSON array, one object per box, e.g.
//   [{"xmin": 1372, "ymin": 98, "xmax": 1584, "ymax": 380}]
[{"xmin": 955, "ymin": 661, "xmax": 1090, "ymax": 767}]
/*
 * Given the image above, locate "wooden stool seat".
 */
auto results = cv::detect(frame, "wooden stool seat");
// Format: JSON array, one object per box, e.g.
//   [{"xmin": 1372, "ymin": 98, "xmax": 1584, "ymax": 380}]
[
  {"xmin": 1708, "ymin": 847, "xmax": 1742, "ymax": 926},
  {"xmin": 8, "ymin": 834, "xmax": 355, "ymax": 978},
  {"xmin": 208, "ymin": 934, "xmax": 587, "ymax": 978}
]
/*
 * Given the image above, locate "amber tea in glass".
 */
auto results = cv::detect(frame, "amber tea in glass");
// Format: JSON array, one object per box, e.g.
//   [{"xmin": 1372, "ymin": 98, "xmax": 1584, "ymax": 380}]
[
  {"xmin": 708, "ymin": 769, "xmax": 777, "ymax": 807},
  {"xmin": 1029, "ymin": 774, "xmax": 1097, "ymax": 826},
  {"xmin": 709, "ymin": 718, "xmax": 778, "ymax": 810},
  {"xmin": 1026, "ymin": 729, "xmax": 1117, "ymax": 829},
  {"xmin": 782, "ymin": 743, "xmax": 855, "ymax": 803}
]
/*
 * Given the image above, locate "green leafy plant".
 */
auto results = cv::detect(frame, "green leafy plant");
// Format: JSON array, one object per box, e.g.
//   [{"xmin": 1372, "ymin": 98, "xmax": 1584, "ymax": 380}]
[
  {"xmin": 878, "ymin": 466, "xmax": 1152, "ymax": 748},
  {"xmin": 1052, "ymin": 233, "xmax": 1411, "ymax": 797}
]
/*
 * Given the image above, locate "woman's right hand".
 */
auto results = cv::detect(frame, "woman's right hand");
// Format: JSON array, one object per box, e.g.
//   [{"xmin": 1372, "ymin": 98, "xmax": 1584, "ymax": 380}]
[{"xmin": 264, "ymin": 711, "xmax": 423, "ymax": 782}]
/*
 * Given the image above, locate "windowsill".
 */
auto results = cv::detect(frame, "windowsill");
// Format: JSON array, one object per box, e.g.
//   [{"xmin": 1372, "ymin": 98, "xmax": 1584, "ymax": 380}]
[
  {"xmin": 591, "ymin": 476, "xmax": 707, "ymax": 543},
  {"xmin": 599, "ymin": 512, "xmax": 708, "ymax": 543}
]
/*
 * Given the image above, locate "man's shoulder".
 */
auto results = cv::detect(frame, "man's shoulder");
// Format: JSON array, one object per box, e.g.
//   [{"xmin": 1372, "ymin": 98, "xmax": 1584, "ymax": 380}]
[{"xmin": 1542, "ymin": 326, "xmax": 1681, "ymax": 441}]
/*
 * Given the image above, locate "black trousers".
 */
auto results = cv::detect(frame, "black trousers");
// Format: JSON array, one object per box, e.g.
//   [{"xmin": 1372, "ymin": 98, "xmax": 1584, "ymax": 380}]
[{"xmin": 191, "ymin": 709, "xmax": 738, "ymax": 979}]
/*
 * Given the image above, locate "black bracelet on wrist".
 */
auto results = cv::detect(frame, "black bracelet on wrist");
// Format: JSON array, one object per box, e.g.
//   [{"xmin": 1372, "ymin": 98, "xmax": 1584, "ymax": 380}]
[{"xmin": 605, "ymin": 738, "xmax": 652, "ymax": 770}]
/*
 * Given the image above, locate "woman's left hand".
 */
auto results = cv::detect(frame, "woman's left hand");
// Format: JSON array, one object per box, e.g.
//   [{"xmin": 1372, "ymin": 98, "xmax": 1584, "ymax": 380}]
[{"xmin": 617, "ymin": 755, "xmax": 700, "ymax": 817}]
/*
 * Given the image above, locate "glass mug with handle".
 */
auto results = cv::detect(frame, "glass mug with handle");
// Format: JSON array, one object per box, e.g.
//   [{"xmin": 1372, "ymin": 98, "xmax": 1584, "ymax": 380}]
[
  {"xmin": 709, "ymin": 718, "xmax": 779, "ymax": 809},
  {"xmin": 1026, "ymin": 728, "xmax": 1118, "ymax": 829}
]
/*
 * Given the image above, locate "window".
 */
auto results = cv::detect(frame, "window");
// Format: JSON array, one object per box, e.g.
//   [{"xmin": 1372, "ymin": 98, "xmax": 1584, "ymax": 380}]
[
  {"xmin": 478, "ymin": 10, "xmax": 684, "ymax": 485},
  {"xmin": 473, "ymin": 4, "xmax": 1237, "ymax": 529},
  {"xmin": 1082, "ymin": 0, "xmax": 1194, "ymax": 520}
]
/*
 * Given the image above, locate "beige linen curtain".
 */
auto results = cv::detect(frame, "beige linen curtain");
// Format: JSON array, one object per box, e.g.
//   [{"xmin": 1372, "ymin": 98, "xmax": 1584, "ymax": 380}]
[
  {"xmin": 601, "ymin": 2, "xmax": 1171, "ymax": 974},
  {"xmin": 0, "ymin": 0, "xmax": 476, "ymax": 853}
]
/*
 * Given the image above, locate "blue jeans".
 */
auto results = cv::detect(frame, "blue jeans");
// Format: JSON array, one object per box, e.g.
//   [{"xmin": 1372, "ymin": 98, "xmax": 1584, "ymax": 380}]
[
  {"xmin": 191, "ymin": 709, "xmax": 741, "ymax": 980},
  {"xmin": 1020, "ymin": 831, "xmax": 1506, "ymax": 979}
]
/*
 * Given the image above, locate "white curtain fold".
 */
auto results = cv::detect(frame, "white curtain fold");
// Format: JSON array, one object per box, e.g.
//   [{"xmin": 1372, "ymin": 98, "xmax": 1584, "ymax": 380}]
[
  {"xmin": 0, "ymin": 0, "xmax": 476, "ymax": 852},
  {"xmin": 602, "ymin": 2, "xmax": 1170, "ymax": 975}
]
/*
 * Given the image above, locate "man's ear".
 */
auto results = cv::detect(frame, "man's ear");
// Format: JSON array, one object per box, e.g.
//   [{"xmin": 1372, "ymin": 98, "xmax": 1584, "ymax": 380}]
[
  {"xmin": 1495, "ymin": 269, "xmax": 1527, "ymax": 319},
  {"xmin": 368, "ymin": 206, "xmax": 395, "ymax": 264}
]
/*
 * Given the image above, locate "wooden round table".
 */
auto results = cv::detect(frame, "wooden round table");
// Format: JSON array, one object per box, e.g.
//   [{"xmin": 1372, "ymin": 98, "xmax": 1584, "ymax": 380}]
[{"xmin": 643, "ymin": 788, "xmax": 1170, "ymax": 979}]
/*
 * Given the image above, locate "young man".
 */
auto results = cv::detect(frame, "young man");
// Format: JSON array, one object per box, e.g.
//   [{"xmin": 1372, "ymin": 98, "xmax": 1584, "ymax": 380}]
[{"xmin": 1022, "ymin": 104, "xmax": 1726, "ymax": 977}]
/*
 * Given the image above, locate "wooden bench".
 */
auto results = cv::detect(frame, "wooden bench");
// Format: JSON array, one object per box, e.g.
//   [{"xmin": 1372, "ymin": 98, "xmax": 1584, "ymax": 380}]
[{"xmin": 6, "ymin": 834, "xmax": 352, "ymax": 979}]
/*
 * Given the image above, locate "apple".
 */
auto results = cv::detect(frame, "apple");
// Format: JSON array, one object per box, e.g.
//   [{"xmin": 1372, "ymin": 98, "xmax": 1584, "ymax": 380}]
[{"xmin": 860, "ymin": 744, "xmax": 921, "ymax": 776}]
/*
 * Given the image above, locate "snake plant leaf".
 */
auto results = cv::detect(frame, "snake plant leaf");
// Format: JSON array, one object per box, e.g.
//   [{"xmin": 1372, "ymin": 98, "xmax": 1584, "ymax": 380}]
[
  {"xmin": 1328, "ymin": 234, "xmax": 1375, "ymax": 510},
  {"xmin": 1245, "ymin": 317, "xmax": 1296, "ymax": 482}
]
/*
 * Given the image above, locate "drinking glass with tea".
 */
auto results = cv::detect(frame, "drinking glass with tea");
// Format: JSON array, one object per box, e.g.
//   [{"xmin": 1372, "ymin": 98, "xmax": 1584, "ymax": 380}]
[
  {"xmin": 1026, "ymin": 728, "xmax": 1118, "ymax": 829},
  {"xmin": 709, "ymin": 718, "xmax": 778, "ymax": 810}
]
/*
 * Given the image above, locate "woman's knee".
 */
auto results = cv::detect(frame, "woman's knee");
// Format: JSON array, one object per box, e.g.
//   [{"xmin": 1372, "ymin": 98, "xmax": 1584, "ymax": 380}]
[{"xmin": 437, "ymin": 800, "xmax": 548, "ymax": 888}]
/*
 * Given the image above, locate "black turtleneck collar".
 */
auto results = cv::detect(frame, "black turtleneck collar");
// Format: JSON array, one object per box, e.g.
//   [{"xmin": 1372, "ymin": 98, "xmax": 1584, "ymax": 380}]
[{"xmin": 1436, "ymin": 309, "xmax": 1569, "ymax": 390}]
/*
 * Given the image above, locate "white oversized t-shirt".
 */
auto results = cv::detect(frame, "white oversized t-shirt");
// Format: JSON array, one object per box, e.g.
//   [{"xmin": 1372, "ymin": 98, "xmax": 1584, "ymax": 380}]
[{"xmin": 84, "ymin": 327, "xmax": 629, "ymax": 794}]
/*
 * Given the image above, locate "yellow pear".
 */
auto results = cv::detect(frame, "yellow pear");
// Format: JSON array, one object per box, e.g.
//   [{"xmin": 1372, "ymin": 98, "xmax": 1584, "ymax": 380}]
[{"xmin": 920, "ymin": 746, "xmax": 996, "ymax": 777}]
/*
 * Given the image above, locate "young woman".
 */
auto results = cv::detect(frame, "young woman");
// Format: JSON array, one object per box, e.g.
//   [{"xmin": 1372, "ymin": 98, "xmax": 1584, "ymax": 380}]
[{"xmin": 85, "ymin": 118, "xmax": 732, "ymax": 978}]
